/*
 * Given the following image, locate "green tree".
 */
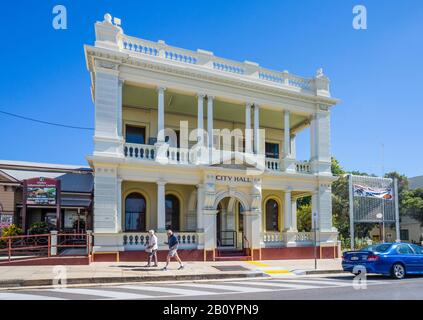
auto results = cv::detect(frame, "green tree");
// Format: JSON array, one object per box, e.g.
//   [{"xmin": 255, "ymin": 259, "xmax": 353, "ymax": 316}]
[
  {"xmin": 401, "ymin": 188, "xmax": 423, "ymax": 225},
  {"xmin": 297, "ymin": 203, "xmax": 312, "ymax": 232}
]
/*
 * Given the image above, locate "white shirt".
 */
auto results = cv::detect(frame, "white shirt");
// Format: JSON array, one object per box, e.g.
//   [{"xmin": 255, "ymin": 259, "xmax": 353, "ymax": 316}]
[{"xmin": 148, "ymin": 234, "xmax": 158, "ymax": 251}]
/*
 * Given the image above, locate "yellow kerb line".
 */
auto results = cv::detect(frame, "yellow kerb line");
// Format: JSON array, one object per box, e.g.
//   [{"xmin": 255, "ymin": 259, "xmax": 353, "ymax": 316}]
[
  {"xmin": 264, "ymin": 270, "xmax": 291, "ymax": 274},
  {"xmin": 247, "ymin": 261, "xmax": 270, "ymax": 267}
]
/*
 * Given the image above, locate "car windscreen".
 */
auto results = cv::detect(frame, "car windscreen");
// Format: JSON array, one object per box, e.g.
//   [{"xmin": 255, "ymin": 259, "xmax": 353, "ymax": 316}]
[{"xmin": 360, "ymin": 244, "xmax": 392, "ymax": 253}]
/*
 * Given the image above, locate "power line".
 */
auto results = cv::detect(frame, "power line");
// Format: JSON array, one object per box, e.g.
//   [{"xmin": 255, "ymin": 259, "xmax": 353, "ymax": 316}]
[{"xmin": 0, "ymin": 110, "xmax": 94, "ymax": 131}]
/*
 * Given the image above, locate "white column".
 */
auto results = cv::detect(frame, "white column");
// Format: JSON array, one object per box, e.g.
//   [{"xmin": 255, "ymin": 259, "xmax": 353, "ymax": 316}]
[
  {"xmin": 290, "ymin": 134, "xmax": 296, "ymax": 159},
  {"xmin": 196, "ymin": 184, "xmax": 204, "ymax": 232},
  {"xmin": 157, "ymin": 87, "xmax": 166, "ymax": 143},
  {"xmin": 310, "ymin": 110, "xmax": 332, "ymax": 174},
  {"xmin": 284, "ymin": 111, "xmax": 291, "ymax": 158},
  {"xmin": 245, "ymin": 103, "xmax": 252, "ymax": 153},
  {"xmin": 117, "ymin": 79, "xmax": 124, "ymax": 138},
  {"xmin": 116, "ymin": 178, "xmax": 122, "ymax": 233},
  {"xmin": 207, "ymin": 96, "xmax": 214, "ymax": 149},
  {"xmin": 284, "ymin": 191, "xmax": 292, "ymax": 231},
  {"xmin": 197, "ymin": 94, "xmax": 205, "ymax": 143},
  {"xmin": 253, "ymin": 104, "xmax": 260, "ymax": 154},
  {"xmin": 157, "ymin": 180, "xmax": 166, "ymax": 231},
  {"xmin": 291, "ymin": 197, "xmax": 298, "ymax": 232}
]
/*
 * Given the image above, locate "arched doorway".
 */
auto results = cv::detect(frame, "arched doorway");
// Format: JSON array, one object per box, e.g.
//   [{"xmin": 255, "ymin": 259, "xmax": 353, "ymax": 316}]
[{"xmin": 216, "ymin": 196, "xmax": 247, "ymax": 249}]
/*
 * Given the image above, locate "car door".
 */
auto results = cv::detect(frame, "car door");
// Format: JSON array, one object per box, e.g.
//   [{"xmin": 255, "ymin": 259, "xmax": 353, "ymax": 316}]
[
  {"xmin": 411, "ymin": 244, "xmax": 423, "ymax": 273},
  {"xmin": 396, "ymin": 244, "xmax": 418, "ymax": 273}
]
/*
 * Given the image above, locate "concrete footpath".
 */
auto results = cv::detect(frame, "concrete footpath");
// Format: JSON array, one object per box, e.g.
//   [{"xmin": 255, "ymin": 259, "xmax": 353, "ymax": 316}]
[{"xmin": 0, "ymin": 259, "xmax": 343, "ymax": 289}]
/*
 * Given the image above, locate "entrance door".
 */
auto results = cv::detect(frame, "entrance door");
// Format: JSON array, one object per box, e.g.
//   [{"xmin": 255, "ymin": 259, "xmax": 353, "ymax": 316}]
[{"xmin": 216, "ymin": 198, "xmax": 237, "ymax": 248}]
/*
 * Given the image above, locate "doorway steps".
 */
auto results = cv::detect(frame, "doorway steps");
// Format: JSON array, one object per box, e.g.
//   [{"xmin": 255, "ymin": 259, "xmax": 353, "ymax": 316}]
[{"xmin": 215, "ymin": 249, "xmax": 252, "ymax": 261}]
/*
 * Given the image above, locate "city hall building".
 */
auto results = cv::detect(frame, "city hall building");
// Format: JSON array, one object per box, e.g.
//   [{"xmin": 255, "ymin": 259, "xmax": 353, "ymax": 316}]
[{"xmin": 85, "ymin": 14, "xmax": 340, "ymax": 261}]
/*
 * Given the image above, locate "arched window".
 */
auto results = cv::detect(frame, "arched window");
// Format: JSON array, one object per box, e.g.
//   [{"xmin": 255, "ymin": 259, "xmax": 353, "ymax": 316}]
[
  {"xmin": 266, "ymin": 199, "xmax": 279, "ymax": 231},
  {"xmin": 165, "ymin": 194, "xmax": 180, "ymax": 231},
  {"xmin": 125, "ymin": 193, "xmax": 146, "ymax": 232}
]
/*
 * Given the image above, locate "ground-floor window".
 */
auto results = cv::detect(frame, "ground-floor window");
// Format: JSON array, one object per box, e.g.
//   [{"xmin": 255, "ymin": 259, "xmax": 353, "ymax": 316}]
[
  {"xmin": 400, "ymin": 229, "xmax": 409, "ymax": 241},
  {"xmin": 125, "ymin": 193, "xmax": 146, "ymax": 232},
  {"xmin": 265, "ymin": 199, "xmax": 279, "ymax": 231},
  {"xmin": 165, "ymin": 194, "xmax": 180, "ymax": 231}
]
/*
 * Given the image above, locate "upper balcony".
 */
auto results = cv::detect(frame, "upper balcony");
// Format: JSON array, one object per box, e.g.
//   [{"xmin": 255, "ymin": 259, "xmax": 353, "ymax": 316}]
[
  {"xmin": 87, "ymin": 14, "xmax": 336, "ymax": 177},
  {"xmin": 88, "ymin": 13, "xmax": 334, "ymax": 102}
]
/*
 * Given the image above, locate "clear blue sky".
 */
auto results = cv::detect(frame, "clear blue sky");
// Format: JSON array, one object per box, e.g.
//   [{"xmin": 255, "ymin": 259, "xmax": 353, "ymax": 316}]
[{"xmin": 1, "ymin": 0, "xmax": 422, "ymax": 177}]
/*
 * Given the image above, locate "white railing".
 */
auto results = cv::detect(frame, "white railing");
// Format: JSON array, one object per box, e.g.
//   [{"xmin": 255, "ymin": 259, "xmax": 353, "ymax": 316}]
[
  {"xmin": 262, "ymin": 232, "xmax": 284, "ymax": 247},
  {"xmin": 295, "ymin": 232, "xmax": 313, "ymax": 243},
  {"xmin": 124, "ymin": 144, "xmax": 313, "ymax": 174},
  {"xmin": 265, "ymin": 158, "xmax": 280, "ymax": 171},
  {"xmin": 123, "ymin": 233, "xmax": 149, "ymax": 249},
  {"xmin": 175, "ymin": 232, "xmax": 198, "ymax": 249},
  {"xmin": 124, "ymin": 143, "xmax": 155, "ymax": 160},
  {"xmin": 118, "ymin": 34, "xmax": 324, "ymax": 95},
  {"xmin": 295, "ymin": 161, "xmax": 312, "ymax": 174},
  {"xmin": 122, "ymin": 232, "xmax": 199, "ymax": 250},
  {"xmin": 167, "ymin": 147, "xmax": 190, "ymax": 164}
]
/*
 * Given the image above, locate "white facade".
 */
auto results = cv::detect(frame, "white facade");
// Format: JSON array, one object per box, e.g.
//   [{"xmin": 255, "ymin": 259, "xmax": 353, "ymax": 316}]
[{"xmin": 85, "ymin": 14, "xmax": 340, "ymax": 258}]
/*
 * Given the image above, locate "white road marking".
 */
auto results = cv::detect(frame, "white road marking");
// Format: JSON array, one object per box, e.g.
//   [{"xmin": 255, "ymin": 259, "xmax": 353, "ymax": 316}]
[
  {"xmin": 0, "ymin": 292, "xmax": 64, "ymax": 300},
  {"xmin": 179, "ymin": 282, "xmax": 273, "ymax": 293},
  {"xmin": 50, "ymin": 288, "xmax": 153, "ymax": 300},
  {"xmin": 119, "ymin": 285, "xmax": 218, "ymax": 296},
  {"xmin": 230, "ymin": 281, "xmax": 318, "ymax": 290}
]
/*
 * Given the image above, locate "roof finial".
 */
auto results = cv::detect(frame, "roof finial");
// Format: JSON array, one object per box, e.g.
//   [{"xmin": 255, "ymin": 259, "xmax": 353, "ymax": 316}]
[{"xmin": 104, "ymin": 13, "xmax": 112, "ymax": 24}]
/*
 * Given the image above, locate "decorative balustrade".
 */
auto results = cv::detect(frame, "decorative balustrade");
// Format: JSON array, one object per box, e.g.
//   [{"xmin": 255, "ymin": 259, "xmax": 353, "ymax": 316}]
[
  {"xmin": 265, "ymin": 158, "xmax": 280, "ymax": 171},
  {"xmin": 295, "ymin": 232, "xmax": 313, "ymax": 243},
  {"xmin": 295, "ymin": 161, "xmax": 311, "ymax": 174},
  {"xmin": 123, "ymin": 233, "xmax": 149, "ymax": 248},
  {"xmin": 121, "ymin": 36, "xmax": 159, "ymax": 57},
  {"xmin": 124, "ymin": 144, "xmax": 313, "ymax": 174},
  {"xmin": 176, "ymin": 232, "xmax": 198, "ymax": 249},
  {"xmin": 124, "ymin": 143, "xmax": 155, "ymax": 160},
  {"xmin": 123, "ymin": 232, "xmax": 199, "ymax": 250},
  {"xmin": 167, "ymin": 147, "xmax": 190, "ymax": 164},
  {"xmin": 118, "ymin": 34, "xmax": 324, "ymax": 95},
  {"xmin": 262, "ymin": 232, "xmax": 284, "ymax": 247}
]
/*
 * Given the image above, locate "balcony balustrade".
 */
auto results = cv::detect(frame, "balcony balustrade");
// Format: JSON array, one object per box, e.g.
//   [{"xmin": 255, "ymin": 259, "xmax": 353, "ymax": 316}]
[{"xmin": 124, "ymin": 143, "xmax": 312, "ymax": 174}]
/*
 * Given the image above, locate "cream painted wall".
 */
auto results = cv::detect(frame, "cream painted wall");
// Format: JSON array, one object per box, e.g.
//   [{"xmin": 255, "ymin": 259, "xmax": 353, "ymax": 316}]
[
  {"xmin": 121, "ymin": 180, "xmax": 286, "ymax": 233},
  {"xmin": 121, "ymin": 181, "xmax": 196, "ymax": 232}
]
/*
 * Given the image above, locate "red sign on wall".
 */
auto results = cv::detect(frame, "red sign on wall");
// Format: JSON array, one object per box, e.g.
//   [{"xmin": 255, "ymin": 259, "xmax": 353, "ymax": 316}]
[{"xmin": 25, "ymin": 177, "xmax": 59, "ymax": 206}]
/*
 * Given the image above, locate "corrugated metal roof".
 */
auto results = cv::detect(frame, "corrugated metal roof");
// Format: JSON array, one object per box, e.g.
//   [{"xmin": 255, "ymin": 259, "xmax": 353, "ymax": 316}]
[
  {"xmin": 57, "ymin": 173, "xmax": 93, "ymax": 193},
  {"xmin": 0, "ymin": 170, "xmax": 93, "ymax": 194}
]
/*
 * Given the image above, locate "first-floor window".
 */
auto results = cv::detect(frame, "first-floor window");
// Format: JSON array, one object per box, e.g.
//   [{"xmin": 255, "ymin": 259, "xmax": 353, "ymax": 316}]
[
  {"xmin": 266, "ymin": 199, "xmax": 279, "ymax": 231},
  {"xmin": 265, "ymin": 142, "xmax": 279, "ymax": 159},
  {"xmin": 125, "ymin": 125, "xmax": 146, "ymax": 144},
  {"xmin": 125, "ymin": 193, "xmax": 146, "ymax": 232},
  {"xmin": 165, "ymin": 194, "xmax": 180, "ymax": 231}
]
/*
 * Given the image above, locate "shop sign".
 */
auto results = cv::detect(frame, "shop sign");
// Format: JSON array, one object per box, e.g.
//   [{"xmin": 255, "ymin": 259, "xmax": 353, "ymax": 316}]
[{"xmin": 25, "ymin": 177, "xmax": 59, "ymax": 205}]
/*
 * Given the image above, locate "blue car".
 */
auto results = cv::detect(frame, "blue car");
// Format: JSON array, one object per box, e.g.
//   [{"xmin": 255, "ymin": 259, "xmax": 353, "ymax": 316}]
[{"xmin": 342, "ymin": 242, "xmax": 423, "ymax": 279}]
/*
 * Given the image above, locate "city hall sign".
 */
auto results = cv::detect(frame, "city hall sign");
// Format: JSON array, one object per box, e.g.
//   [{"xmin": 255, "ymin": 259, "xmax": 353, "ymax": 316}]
[{"xmin": 215, "ymin": 175, "xmax": 254, "ymax": 184}]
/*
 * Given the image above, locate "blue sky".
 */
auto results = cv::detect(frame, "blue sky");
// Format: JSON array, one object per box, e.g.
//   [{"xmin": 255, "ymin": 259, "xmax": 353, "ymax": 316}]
[{"xmin": 1, "ymin": 0, "xmax": 422, "ymax": 177}]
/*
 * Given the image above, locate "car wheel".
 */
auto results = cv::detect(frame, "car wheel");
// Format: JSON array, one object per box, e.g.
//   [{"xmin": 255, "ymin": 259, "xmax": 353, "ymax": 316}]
[{"xmin": 391, "ymin": 263, "xmax": 405, "ymax": 279}]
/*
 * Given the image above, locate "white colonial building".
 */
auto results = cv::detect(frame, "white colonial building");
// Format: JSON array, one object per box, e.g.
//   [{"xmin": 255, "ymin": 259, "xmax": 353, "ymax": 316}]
[{"xmin": 85, "ymin": 14, "xmax": 340, "ymax": 261}]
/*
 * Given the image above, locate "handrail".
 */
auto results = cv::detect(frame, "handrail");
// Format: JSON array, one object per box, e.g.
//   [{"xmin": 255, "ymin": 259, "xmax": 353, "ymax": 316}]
[
  {"xmin": 0, "ymin": 233, "xmax": 90, "ymax": 262},
  {"xmin": 243, "ymin": 235, "xmax": 250, "ymax": 256}
]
